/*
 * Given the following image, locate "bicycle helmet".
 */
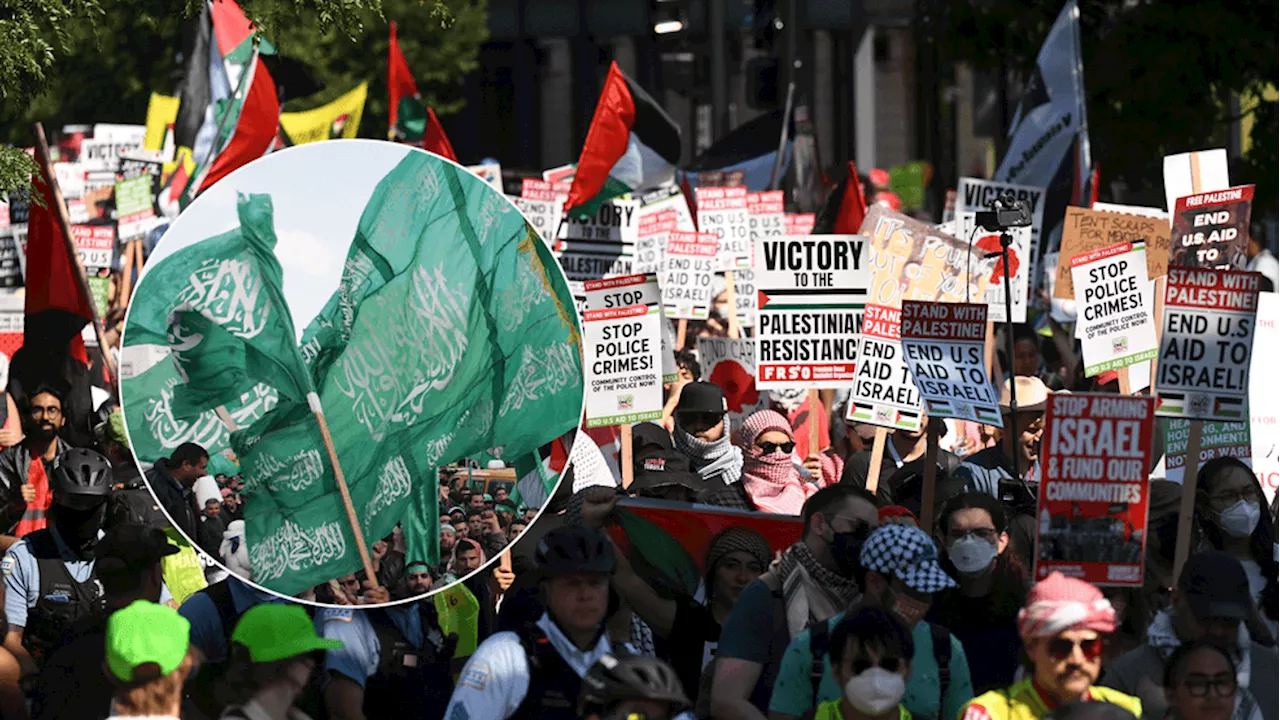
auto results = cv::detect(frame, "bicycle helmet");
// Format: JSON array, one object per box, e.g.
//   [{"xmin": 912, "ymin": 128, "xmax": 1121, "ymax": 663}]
[
  {"xmin": 577, "ymin": 653, "xmax": 691, "ymax": 718},
  {"xmin": 49, "ymin": 448, "xmax": 113, "ymax": 497},
  {"xmin": 535, "ymin": 524, "xmax": 615, "ymax": 576}
]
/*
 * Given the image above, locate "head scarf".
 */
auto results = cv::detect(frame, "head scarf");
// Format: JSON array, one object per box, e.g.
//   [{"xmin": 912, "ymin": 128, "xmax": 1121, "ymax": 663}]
[
  {"xmin": 447, "ymin": 537, "xmax": 487, "ymax": 575},
  {"xmin": 736, "ymin": 410, "xmax": 813, "ymax": 515},
  {"xmin": 1018, "ymin": 571, "xmax": 1117, "ymax": 640},
  {"xmin": 672, "ymin": 416, "xmax": 743, "ymax": 488}
]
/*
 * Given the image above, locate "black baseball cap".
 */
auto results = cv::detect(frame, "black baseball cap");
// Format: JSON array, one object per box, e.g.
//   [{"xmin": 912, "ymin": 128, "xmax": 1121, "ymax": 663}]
[
  {"xmin": 95, "ymin": 526, "xmax": 180, "ymax": 576},
  {"xmin": 675, "ymin": 382, "xmax": 727, "ymax": 415},
  {"xmin": 632, "ymin": 450, "xmax": 715, "ymax": 495},
  {"xmin": 1178, "ymin": 550, "xmax": 1254, "ymax": 621}
]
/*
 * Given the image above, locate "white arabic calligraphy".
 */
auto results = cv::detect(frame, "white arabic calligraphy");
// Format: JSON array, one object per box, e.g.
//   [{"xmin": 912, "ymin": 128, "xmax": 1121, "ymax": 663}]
[
  {"xmin": 173, "ymin": 258, "xmax": 271, "ymax": 338},
  {"xmin": 250, "ymin": 518, "xmax": 347, "ymax": 583},
  {"xmin": 498, "ymin": 342, "xmax": 581, "ymax": 418}
]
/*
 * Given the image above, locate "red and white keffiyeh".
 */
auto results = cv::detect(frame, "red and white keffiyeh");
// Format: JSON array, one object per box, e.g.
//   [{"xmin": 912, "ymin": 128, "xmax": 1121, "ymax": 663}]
[
  {"xmin": 1017, "ymin": 571, "xmax": 1117, "ymax": 640},
  {"xmin": 736, "ymin": 410, "xmax": 814, "ymax": 515}
]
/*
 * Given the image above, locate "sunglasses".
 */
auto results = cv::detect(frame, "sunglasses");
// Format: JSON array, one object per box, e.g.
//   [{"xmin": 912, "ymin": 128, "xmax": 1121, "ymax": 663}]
[
  {"xmin": 1181, "ymin": 674, "xmax": 1237, "ymax": 698},
  {"xmin": 756, "ymin": 440, "xmax": 796, "ymax": 455},
  {"xmin": 850, "ymin": 657, "xmax": 904, "ymax": 675},
  {"xmin": 1046, "ymin": 636, "xmax": 1103, "ymax": 661}
]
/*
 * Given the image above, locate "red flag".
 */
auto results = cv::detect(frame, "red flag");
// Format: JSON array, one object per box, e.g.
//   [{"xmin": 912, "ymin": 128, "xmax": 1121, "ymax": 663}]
[
  {"xmin": 197, "ymin": 55, "xmax": 279, "ymax": 194},
  {"xmin": 387, "ymin": 21, "xmax": 418, "ymax": 136},
  {"xmin": 24, "ymin": 174, "xmax": 92, "ymax": 365},
  {"xmin": 423, "ymin": 107, "xmax": 457, "ymax": 162},
  {"xmin": 1089, "ymin": 163, "xmax": 1101, "ymax": 208},
  {"xmin": 833, "ymin": 161, "xmax": 868, "ymax": 234}
]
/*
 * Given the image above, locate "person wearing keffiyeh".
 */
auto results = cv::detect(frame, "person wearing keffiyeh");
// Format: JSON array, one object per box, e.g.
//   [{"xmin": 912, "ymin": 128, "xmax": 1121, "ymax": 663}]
[
  {"xmin": 735, "ymin": 410, "xmax": 820, "ymax": 516},
  {"xmin": 959, "ymin": 572, "xmax": 1143, "ymax": 720},
  {"xmin": 670, "ymin": 382, "xmax": 748, "ymax": 508}
]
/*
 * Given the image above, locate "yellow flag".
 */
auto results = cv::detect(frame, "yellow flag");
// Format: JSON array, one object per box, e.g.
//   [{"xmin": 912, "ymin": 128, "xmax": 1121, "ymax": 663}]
[
  {"xmin": 145, "ymin": 93, "xmax": 181, "ymax": 150},
  {"xmin": 434, "ymin": 581, "xmax": 481, "ymax": 660},
  {"xmin": 279, "ymin": 83, "xmax": 369, "ymax": 145}
]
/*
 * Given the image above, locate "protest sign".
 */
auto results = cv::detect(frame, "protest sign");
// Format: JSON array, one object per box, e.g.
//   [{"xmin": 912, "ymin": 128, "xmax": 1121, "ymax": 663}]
[
  {"xmin": 567, "ymin": 280, "xmax": 588, "ymax": 319},
  {"xmin": 467, "ymin": 162, "xmax": 503, "ymax": 191},
  {"xmin": 1163, "ymin": 419, "xmax": 1250, "ymax": 485},
  {"xmin": 1250, "ymin": 292, "xmax": 1279, "ymax": 502},
  {"xmin": 696, "ymin": 187, "xmax": 750, "ymax": 271},
  {"xmin": 785, "ymin": 213, "xmax": 815, "ymax": 236},
  {"xmin": 661, "ymin": 231, "xmax": 717, "ymax": 320},
  {"xmin": 115, "ymin": 175, "xmax": 156, "ymax": 242},
  {"xmin": 739, "ymin": 191, "xmax": 786, "ymax": 330},
  {"xmin": 71, "ymin": 225, "xmax": 115, "ymax": 269},
  {"xmin": 557, "ymin": 199, "xmax": 639, "ymax": 281},
  {"xmin": 583, "ymin": 305, "xmax": 663, "ymax": 428},
  {"xmin": 697, "ymin": 337, "xmax": 769, "ymax": 427},
  {"xmin": 119, "ymin": 151, "xmax": 166, "ymax": 198},
  {"xmin": 0, "ymin": 234, "xmax": 21, "ymax": 289},
  {"xmin": 54, "ymin": 162, "xmax": 85, "ymax": 199},
  {"xmin": 1036, "ymin": 393, "xmax": 1155, "ymax": 585},
  {"xmin": 847, "ymin": 304, "xmax": 923, "ymax": 432},
  {"xmin": 636, "ymin": 208, "xmax": 679, "ymax": 275},
  {"xmin": 7, "ymin": 191, "xmax": 29, "ymax": 225},
  {"xmin": 515, "ymin": 178, "xmax": 570, "ymax": 246},
  {"xmin": 278, "ymin": 82, "xmax": 368, "ymax": 145},
  {"xmin": 1155, "ymin": 268, "xmax": 1261, "ymax": 421},
  {"xmin": 860, "ymin": 205, "xmax": 992, "ymax": 309},
  {"xmin": 1070, "ymin": 242, "xmax": 1159, "ymax": 376},
  {"xmin": 1056, "ymin": 207, "xmax": 1170, "ymax": 299},
  {"xmin": 80, "ymin": 135, "xmax": 144, "ymax": 173},
  {"xmin": 1093, "ymin": 202, "xmax": 1169, "ymax": 221},
  {"xmin": 1163, "ymin": 149, "xmax": 1229, "ymax": 214},
  {"xmin": 900, "ymin": 301, "xmax": 1001, "ymax": 426},
  {"xmin": 585, "ymin": 274, "xmax": 677, "ymax": 383},
  {"xmin": 1170, "ymin": 185, "xmax": 1254, "ymax": 270},
  {"xmin": 957, "ymin": 211, "xmax": 1030, "ymax": 323},
  {"xmin": 755, "ymin": 234, "xmax": 868, "ymax": 389},
  {"xmin": 958, "ymin": 176, "xmax": 1046, "ymax": 296},
  {"xmin": 543, "ymin": 164, "xmax": 576, "ymax": 184}
]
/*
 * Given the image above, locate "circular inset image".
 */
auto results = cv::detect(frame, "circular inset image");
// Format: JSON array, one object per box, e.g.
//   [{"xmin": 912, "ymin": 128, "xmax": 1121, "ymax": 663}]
[{"xmin": 119, "ymin": 140, "xmax": 584, "ymax": 606}]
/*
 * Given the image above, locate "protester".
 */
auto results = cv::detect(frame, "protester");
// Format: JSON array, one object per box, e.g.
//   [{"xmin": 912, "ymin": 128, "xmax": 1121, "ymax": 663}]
[
  {"xmin": 578, "ymin": 653, "xmax": 694, "ymax": 720},
  {"xmin": 768, "ymin": 524, "xmax": 972, "ymax": 720},
  {"xmin": 371, "ymin": 534, "xmax": 405, "ymax": 595},
  {"xmin": 671, "ymin": 382, "xmax": 749, "ymax": 508},
  {"xmin": 960, "ymin": 571, "xmax": 1142, "ymax": 717},
  {"xmin": 1102, "ymin": 551, "xmax": 1278, "ymax": 720},
  {"xmin": 815, "ymin": 606, "xmax": 916, "ymax": 720},
  {"xmin": 144, "ymin": 442, "xmax": 209, "ymax": 539},
  {"xmin": 405, "ymin": 561, "xmax": 433, "ymax": 596},
  {"xmin": 0, "ymin": 385, "xmax": 73, "ymax": 541},
  {"xmin": 217, "ymin": 604, "xmax": 345, "ymax": 720},
  {"xmin": 1161, "ymin": 638, "xmax": 1243, "ymax": 720},
  {"xmin": 1194, "ymin": 457, "xmax": 1278, "ymax": 623},
  {"xmin": 709, "ymin": 485, "xmax": 878, "ymax": 718},
  {"xmin": 735, "ymin": 410, "xmax": 825, "ymax": 514},
  {"xmin": 630, "ymin": 422, "xmax": 719, "ymax": 502},
  {"xmin": 928, "ymin": 491, "xmax": 1028, "ymax": 694},
  {"xmin": 104, "ymin": 600, "xmax": 195, "ymax": 720},
  {"xmin": 841, "ymin": 416, "xmax": 961, "ymax": 505},
  {"xmin": 444, "ymin": 524, "xmax": 629, "ymax": 719}
]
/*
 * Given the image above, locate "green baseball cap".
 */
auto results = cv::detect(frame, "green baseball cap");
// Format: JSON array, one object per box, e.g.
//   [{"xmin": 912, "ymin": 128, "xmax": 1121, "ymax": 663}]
[
  {"xmin": 106, "ymin": 600, "xmax": 191, "ymax": 683},
  {"xmin": 231, "ymin": 604, "xmax": 345, "ymax": 663},
  {"xmin": 106, "ymin": 412, "xmax": 129, "ymax": 449}
]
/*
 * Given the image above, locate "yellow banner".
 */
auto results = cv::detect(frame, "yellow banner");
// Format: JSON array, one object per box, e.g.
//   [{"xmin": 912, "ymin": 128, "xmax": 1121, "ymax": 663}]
[
  {"xmin": 279, "ymin": 83, "xmax": 369, "ymax": 145},
  {"xmin": 145, "ymin": 93, "xmax": 181, "ymax": 150}
]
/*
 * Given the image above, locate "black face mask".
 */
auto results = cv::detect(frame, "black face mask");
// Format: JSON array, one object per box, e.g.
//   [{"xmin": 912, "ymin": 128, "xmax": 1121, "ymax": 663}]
[
  {"xmin": 830, "ymin": 523, "xmax": 872, "ymax": 577},
  {"xmin": 51, "ymin": 502, "xmax": 107, "ymax": 556}
]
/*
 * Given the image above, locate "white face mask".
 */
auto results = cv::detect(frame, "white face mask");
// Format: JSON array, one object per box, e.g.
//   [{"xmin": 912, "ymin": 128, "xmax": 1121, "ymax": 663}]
[
  {"xmin": 843, "ymin": 668, "xmax": 906, "ymax": 716},
  {"xmin": 949, "ymin": 535, "xmax": 998, "ymax": 575},
  {"xmin": 1219, "ymin": 500, "xmax": 1261, "ymax": 538}
]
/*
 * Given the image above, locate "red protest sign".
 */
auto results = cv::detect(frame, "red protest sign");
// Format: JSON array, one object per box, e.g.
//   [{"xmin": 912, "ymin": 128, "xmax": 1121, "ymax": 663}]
[{"xmin": 1035, "ymin": 392, "xmax": 1155, "ymax": 586}]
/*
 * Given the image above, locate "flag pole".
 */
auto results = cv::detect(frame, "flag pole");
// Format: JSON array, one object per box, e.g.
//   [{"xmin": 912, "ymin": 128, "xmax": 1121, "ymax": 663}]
[
  {"xmin": 31, "ymin": 123, "xmax": 118, "ymax": 388},
  {"xmin": 185, "ymin": 41, "xmax": 259, "ymax": 204},
  {"xmin": 307, "ymin": 392, "xmax": 380, "ymax": 589},
  {"xmin": 768, "ymin": 82, "xmax": 796, "ymax": 192}
]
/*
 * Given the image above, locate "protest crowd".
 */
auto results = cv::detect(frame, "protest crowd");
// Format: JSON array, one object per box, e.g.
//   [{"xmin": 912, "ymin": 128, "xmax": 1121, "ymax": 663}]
[{"xmin": 1, "ymin": 0, "xmax": 1278, "ymax": 718}]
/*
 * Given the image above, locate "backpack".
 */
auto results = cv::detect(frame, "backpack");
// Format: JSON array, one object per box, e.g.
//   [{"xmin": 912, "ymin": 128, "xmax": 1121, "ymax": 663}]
[{"xmin": 807, "ymin": 619, "xmax": 951, "ymax": 720}]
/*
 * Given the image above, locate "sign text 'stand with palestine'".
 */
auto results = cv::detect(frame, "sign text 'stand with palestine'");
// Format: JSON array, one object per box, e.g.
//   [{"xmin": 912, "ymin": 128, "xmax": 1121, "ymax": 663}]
[
  {"xmin": 583, "ymin": 305, "xmax": 663, "ymax": 428},
  {"xmin": 754, "ymin": 234, "xmax": 869, "ymax": 389},
  {"xmin": 847, "ymin": 304, "xmax": 924, "ymax": 432},
  {"xmin": 1155, "ymin": 267, "xmax": 1261, "ymax": 422},
  {"xmin": 900, "ymin": 301, "xmax": 1002, "ymax": 426},
  {"xmin": 661, "ymin": 231, "xmax": 718, "ymax": 320},
  {"xmin": 586, "ymin": 274, "xmax": 678, "ymax": 384},
  {"xmin": 696, "ymin": 186, "xmax": 750, "ymax": 271}
]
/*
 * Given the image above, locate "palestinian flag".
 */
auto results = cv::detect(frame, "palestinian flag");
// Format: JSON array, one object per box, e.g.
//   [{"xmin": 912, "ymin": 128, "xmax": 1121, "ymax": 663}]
[
  {"xmin": 563, "ymin": 62, "xmax": 681, "ymax": 220},
  {"xmin": 388, "ymin": 22, "xmax": 457, "ymax": 161},
  {"xmin": 814, "ymin": 161, "xmax": 868, "ymax": 234},
  {"xmin": 681, "ymin": 108, "xmax": 792, "ymax": 193}
]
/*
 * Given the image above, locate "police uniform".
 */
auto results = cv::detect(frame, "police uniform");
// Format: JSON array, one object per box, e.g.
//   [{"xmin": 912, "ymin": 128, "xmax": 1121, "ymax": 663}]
[
  {"xmin": 320, "ymin": 601, "xmax": 455, "ymax": 720},
  {"xmin": 2, "ymin": 526, "xmax": 173, "ymax": 660}
]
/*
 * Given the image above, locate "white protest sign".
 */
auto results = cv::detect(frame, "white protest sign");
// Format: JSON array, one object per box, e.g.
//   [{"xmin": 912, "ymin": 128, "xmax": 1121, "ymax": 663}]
[
  {"xmin": 697, "ymin": 337, "xmax": 770, "ymax": 427},
  {"xmin": 1250, "ymin": 292, "xmax": 1279, "ymax": 503},
  {"xmin": 755, "ymin": 234, "xmax": 869, "ymax": 389},
  {"xmin": 92, "ymin": 123, "xmax": 147, "ymax": 142},
  {"xmin": 585, "ymin": 274, "xmax": 677, "ymax": 383},
  {"xmin": 467, "ymin": 162, "xmax": 503, "ymax": 192},
  {"xmin": 567, "ymin": 280, "xmax": 588, "ymax": 320},
  {"xmin": 740, "ymin": 191, "xmax": 785, "ymax": 330},
  {"xmin": 1162, "ymin": 149, "xmax": 1229, "ymax": 214},
  {"xmin": 543, "ymin": 164, "xmax": 576, "ymax": 184},
  {"xmin": 1155, "ymin": 267, "xmax": 1261, "ymax": 422},
  {"xmin": 696, "ymin": 187, "xmax": 750, "ymax": 271},
  {"xmin": 636, "ymin": 208, "xmax": 679, "ymax": 275},
  {"xmin": 785, "ymin": 213, "xmax": 815, "ymax": 236},
  {"xmin": 1069, "ymin": 242, "xmax": 1159, "ymax": 377},
  {"xmin": 900, "ymin": 301, "xmax": 1002, "ymax": 426},
  {"xmin": 557, "ymin": 199, "xmax": 639, "ymax": 282},
  {"xmin": 54, "ymin": 163, "xmax": 85, "ymax": 200},
  {"xmin": 80, "ymin": 136, "xmax": 144, "ymax": 173},
  {"xmin": 958, "ymin": 176, "xmax": 1046, "ymax": 297},
  {"xmin": 512, "ymin": 196, "xmax": 558, "ymax": 247},
  {"xmin": 957, "ymin": 211, "xmax": 1031, "ymax": 323},
  {"xmin": 661, "ymin": 231, "xmax": 717, "ymax": 320},
  {"xmin": 70, "ymin": 225, "xmax": 115, "ymax": 269},
  {"xmin": 583, "ymin": 305, "xmax": 664, "ymax": 428},
  {"xmin": 847, "ymin": 304, "xmax": 923, "ymax": 432}
]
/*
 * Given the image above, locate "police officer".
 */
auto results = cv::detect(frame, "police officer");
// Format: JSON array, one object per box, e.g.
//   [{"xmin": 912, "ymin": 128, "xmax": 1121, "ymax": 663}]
[
  {"xmin": 319, "ymin": 583, "xmax": 458, "ymax": 720},
  {"xmin": 0, "ymin": 448, "xmax": 137, "ymax": 676},
  {"xmin": 443, "ymin": 524, "xmax": 627, "ymax": 720}
]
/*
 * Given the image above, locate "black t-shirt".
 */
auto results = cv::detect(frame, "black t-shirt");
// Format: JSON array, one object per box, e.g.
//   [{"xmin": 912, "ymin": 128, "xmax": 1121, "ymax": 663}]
[
  {"xmin": 926, "ymin": 588, "xmax": 1023, "ymax": 695},
  {"xmin": 666, "ymin": 597, "xmax": 722, "ymax": 701}
]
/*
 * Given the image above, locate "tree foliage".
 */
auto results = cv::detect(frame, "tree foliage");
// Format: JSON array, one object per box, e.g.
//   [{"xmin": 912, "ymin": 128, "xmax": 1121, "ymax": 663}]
[
  {"xmin": 944, "ymin": 0, "xmax": 1278, "ymax": 214},
  {"xmin": 0, "ymin": 0, "xmax": 480, "ymax": 194}
]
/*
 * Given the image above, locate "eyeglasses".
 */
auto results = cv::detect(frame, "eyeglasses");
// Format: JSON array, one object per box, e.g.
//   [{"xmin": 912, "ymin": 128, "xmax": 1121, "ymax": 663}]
[
  {"xmin": 1046, "ymin": 636, "xmax": 1104, "ymax": 661},
  {"xmin": 1209, "ymin": 488, "xmax": 1255, "ymax": 508},
  {"xmin": 1181, "ymin": 673, "xmax": 1237, "ymax": 698},
  {"xmin": 756, "ymin": 440, "xmax": 796, "ymax": 455},
  {"xmin": 850, "ymin": 657, "xmax": 904, "ymax": 675}
]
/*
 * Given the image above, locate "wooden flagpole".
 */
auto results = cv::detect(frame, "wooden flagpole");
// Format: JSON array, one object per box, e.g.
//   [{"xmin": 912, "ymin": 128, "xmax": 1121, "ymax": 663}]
[
  {"xmin": 724, "ymin": 272, "xmax": 741, "ymax": 339},
  {"xmin": 307, "ymin": 393, "xmax": 379, "ymax": 589},
  {"xmin": 865, "ymin": 427, "xmax": 889, "ymax": 495}
]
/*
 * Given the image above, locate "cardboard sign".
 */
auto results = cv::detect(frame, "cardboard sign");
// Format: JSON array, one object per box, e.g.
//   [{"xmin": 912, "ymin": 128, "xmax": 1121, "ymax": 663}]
[
  {"xmin": 1036, "ymin": 393, "xmax": 1155, "ymax": 585},
  {"xmin": 755, "ymin": 234, "xmax": 869, "ymax": 389},
  {"xmin": 1155, "ymin": 268, "xmax": 1261, "ymax": 421},
  {"xmin": 957, "ymin": 212, "xmax": 1030, "ymax": 323},
  {"xmin": 661, "ymin": 231, "xmax": 718, "ymax": 319},
  {"xmin": 1056, "ymin": 208, "xmax": 1169, "ymax": 299},
  {"xmin": 1070, "ymin": 243, "xmax": 1159, "ymax": 377},
  {"xmin": 860, "ymin": 205, "xmax": 992, "ymax": 309},
  {"xmin": 1170, "ymin": 185, "xmax": 1254, "ymax": 270},
  {"xmin": 71, "ymin": 225, "xmax": 115, "ymax": 269},
  {"xmin": 697, "ymin": 337, "xmax": 770, "ymax": 427},
  {"xmin": 847, "ymin": 304, "xmax": 923, "ymax": 432},
  {"xmin": 696, "ymin": 187, "xmax": 750, "ymax": 271},
  {"xmin": 585, "ymin": 274, "xmax": 677, "ymax": 383},
  {"xmin": 583, "ymin": 305, "xmax": 663, "ymax": 428},
  {"xmin": 785, "ymin": 213, "xmax": 815, "ymax": 236},
  {"xmin": 557, "ymin": 199, "xmax": 639, "ymax": 281},
  {"xmin": 958, "ymin": 176, "xmax": 1047, "ymax": 295},
  {"xmin": 900, "ymin": 301, "xmax": 1002, "ymax": 426},
  {"xmin": 1093, "ymin": 202, "xmax": 1169, "ymax": 221},
  {"xmin": 115, "ymin": 175, "xmax": 156, "ymax": 242}
]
